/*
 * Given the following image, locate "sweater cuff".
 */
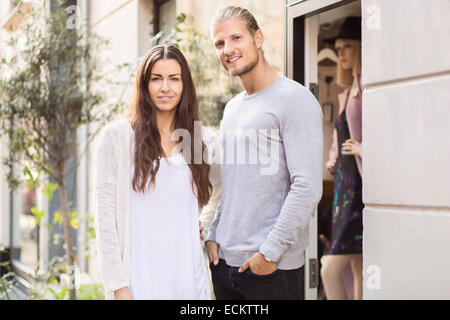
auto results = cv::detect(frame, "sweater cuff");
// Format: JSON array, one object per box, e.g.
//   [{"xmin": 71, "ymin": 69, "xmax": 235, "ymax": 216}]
[
  {"xmin": 205, "ymin": 228, "xmax": 217, "ymax": 243},
  {"xmin": 259, "ymin": 237, "xmax": 287, "ymax": 263}
]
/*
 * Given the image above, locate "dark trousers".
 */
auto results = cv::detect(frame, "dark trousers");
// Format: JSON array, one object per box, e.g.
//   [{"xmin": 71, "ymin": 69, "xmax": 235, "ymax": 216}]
[{"xmin": 210, "ymin": 259, "xmax": 304, "ymax": 300}]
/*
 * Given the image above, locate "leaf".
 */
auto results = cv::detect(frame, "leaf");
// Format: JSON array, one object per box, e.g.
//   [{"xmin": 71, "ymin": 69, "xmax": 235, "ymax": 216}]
[
  {"xmin": 23, "ymin": 166, "xmax": 31, "ymax": 178},
  {"xmin": 70, "ymin": 211, "xmax": 78, "ymax": 219},
  {"xmin": 23, "ymin": 166, "xmax": 38, "ymax": 190},
  {"xmin": 59, "ymin": 288, "xmax": 69, "ymax": 300},
  {"xmin": 31, "ymin": 207, "xmax": 45, "ymax": 225},
  {"xmin": 53, "ymin": 211, "xmax": 63, "ymax": 225},
  {"xmin": 48, "ymin": 287, "xmax": 56, "ymax": 296},
  {"xmin": 43, "ymin": 183, "xmax": 58, "ymax": 202},
  {"xmin": 70, "ymin": 219, "xmax": 79, "ymax": 230},
  {"xmin": 87, "ymin": 227, "xmax": 96, "ymax": 239}
]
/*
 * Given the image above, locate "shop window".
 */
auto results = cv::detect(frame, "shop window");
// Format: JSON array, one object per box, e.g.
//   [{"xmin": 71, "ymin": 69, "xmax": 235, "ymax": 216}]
[
  {"xmin": 154, "ymin": 0, "xmax": 176, "ymax": 36},
  {"xmin": 11, "ymin": 181, "xmax": 38, "ymax": 271}
]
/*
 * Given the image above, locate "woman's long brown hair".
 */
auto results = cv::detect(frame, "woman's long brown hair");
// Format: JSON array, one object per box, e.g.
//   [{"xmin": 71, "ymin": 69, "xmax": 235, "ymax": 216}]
[{"xmin": 127, "ymin": 45, "xmax": 212, "ymax": 208}]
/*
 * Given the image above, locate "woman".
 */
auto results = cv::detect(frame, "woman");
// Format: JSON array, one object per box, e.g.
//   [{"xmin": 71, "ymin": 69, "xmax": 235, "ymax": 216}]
[
  {"xmin": 94, "ymin": 45, "xmax": 221, "ymax": 300},
  {"xmin": 320, "ymin": 17, "xmax": 364, "ymax": 300}
]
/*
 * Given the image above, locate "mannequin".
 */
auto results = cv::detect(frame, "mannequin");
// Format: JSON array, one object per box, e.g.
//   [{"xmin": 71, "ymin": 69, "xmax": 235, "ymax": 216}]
[{"xmin": 320, "ymin": 16, "xmax": 364, "ymax": 300}]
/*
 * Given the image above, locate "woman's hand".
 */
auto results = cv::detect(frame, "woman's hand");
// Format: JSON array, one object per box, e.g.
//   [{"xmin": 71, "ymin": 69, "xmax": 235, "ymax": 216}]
[
  {"xmin": 114, "ymin": 287, "xmax": 134, "ymax": 300},
  {"xmin": 341, "ymin": 139, "xmax": 361, "ymax": 157},
  {"xmin": 206, "ymin": 241, "xmax": 220, "ymax": 266},
  {"xmin": 326, "ymin": 158, "xmax": 337, "ymax": 174}
]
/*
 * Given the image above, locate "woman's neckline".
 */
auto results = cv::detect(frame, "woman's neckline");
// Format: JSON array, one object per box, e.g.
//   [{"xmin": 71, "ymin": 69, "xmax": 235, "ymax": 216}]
[{"xmin": 160, "ymin": 152, "xmax": 183, "ymax": 160}]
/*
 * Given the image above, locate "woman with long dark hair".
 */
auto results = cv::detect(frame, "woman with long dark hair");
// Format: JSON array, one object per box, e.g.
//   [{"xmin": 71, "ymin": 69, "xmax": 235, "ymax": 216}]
[{"xmin": 94, "ymin": 45, "xmax": 221, "ymax": 300}]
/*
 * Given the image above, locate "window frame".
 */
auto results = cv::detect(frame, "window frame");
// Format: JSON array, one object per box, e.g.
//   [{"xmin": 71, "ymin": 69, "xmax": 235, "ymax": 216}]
[{"xmin": 153, "ymin": 0, "xmax": 171, "ymax": 34}]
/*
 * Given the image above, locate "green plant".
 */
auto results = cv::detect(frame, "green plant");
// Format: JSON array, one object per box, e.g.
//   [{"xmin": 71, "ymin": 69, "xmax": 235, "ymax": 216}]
[
  {"xmin": 0, "ymin": 0, "xmax": 132, "ymax": 300},
  {"xmin": 0, "ymin": 248, "xmax": 17, "ymax": 300},
  {"xmin": 78, "ymin": 283, "xmax": 104, "ymax": 300},
  {"xmin": 25, "ymin": 180, "xmax": 102, "ymax": 300}
]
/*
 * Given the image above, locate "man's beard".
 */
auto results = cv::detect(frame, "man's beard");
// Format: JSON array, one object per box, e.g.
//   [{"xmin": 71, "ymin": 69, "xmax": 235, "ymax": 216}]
[{"xmin": 227, "ymin": 54, "xmax": 259, "ymax": 77}]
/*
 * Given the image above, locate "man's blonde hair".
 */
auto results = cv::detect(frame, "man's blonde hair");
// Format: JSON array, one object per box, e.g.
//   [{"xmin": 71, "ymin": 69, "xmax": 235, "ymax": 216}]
[{"xmin": 211, "ymin": 6, "xmax": 260, "ymax": 34}]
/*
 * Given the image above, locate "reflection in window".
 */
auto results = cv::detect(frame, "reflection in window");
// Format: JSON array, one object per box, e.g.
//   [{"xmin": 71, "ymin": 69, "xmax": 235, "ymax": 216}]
[
  {"xmin": 156, "ymin": 0, "xmax": 176, "ymax": 37},
  {"xmin": 11, "ymin": 183, "xmax": 38, "ymax": 271}
]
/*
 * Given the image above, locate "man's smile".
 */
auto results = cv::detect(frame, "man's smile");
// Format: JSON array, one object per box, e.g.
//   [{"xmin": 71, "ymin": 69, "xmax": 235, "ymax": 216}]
[{"xmin": 226, "ymin": 56, "xmax": 241, "ymax": 64}]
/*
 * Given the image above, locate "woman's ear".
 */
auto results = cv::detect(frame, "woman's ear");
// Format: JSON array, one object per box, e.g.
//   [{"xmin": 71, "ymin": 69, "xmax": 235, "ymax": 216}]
[{"xmin": 254, "ymin": 29, "xmax": 264, "ymax": 50}]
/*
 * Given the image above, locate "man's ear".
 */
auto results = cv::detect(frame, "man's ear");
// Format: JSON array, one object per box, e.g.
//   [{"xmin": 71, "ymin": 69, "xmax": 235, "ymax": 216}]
[{"xmin": 254, "ymin": 29, "xmax": 264, "ymax": 50}]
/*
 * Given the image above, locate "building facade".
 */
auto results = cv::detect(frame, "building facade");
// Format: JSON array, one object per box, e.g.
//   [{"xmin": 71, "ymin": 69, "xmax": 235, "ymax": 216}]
[
  {"xmin": 286, "ymin": 0, "xmax": 450, "ymax": 299},
  {"xmin": 0, "ymin": 0, "xmax": 284, "ymax": 298},
  {"xmin": 2, "ymin": 0, "xmax": 448, "ymax": 300}
]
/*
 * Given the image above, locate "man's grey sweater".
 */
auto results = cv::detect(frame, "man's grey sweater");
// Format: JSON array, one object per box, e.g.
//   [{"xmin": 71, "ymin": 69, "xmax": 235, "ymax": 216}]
[{"xmin": 206, "ymin": 76, "xmax": 324, "ymax": 270}]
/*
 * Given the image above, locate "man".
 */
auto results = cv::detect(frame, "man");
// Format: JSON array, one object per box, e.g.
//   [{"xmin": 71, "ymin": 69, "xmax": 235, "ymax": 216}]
[{"xmin": 205, "ymin": 6, "xmax": 323, "ymax": 300}]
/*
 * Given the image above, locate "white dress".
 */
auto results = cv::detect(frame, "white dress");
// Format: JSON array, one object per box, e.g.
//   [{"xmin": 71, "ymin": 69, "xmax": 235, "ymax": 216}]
[{"xmin": 129, "ymin": 135, "xmax": 206, "ymax": 300}]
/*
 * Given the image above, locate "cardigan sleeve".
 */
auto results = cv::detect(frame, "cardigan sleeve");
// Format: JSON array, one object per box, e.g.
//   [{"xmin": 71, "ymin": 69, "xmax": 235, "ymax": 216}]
[
  {"xmin": 94, "ymin": 127, "xmax": 129, "ymax": 293},
  {"xmin": 200, "ymin": 178, "xmax": 220, "ymax": 245},
  {"xmin": 346, "ymin": 77, "xmax": 363, "ymax": 176},
  {"xmin": 199, "ymin": 128, "xmax": 222, "ymax": 245},
  {"xmin": 347, "ymin": 104, "xmax": 362, "ymax": 176}
]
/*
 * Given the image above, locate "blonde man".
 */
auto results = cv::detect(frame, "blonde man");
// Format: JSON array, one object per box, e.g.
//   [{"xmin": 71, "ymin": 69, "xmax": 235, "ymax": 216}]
[{"xmin": 205, "ymin": 6, "xmax": 323, "ymax": 300}]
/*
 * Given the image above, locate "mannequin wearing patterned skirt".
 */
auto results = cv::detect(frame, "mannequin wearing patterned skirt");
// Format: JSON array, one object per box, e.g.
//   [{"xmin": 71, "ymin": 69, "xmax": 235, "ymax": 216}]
[{"xmin": 320, "ymin": 16, "xmax": 364, "ymax": 300}]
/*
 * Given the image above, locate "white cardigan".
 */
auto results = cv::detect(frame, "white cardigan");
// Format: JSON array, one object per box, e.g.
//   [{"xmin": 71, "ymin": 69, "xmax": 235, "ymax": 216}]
[{"xmin": 93, "ymin": 119, "xmax": 221, "ymax": 300}]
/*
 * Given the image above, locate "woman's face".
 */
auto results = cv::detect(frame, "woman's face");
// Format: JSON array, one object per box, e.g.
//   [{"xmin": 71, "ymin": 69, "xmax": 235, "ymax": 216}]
[
  {"xmin": 148, "ymin": 58, "xmax": 183, "ymax": 113},
  {"xmin": 335, "ymin": 39, "xmax": 357, "ymax": 70}
]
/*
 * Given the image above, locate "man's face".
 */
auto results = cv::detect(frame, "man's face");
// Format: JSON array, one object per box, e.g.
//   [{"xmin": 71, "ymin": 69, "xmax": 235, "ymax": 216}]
[{"xmin": 212, "ymin": 18, "xmax": 260, "ymax": 76}]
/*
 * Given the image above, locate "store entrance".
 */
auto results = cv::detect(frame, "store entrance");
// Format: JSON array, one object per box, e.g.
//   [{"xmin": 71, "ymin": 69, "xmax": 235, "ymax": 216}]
[{"xmin": 287, "ymin": 0, "xmax": 362, "ymax": 300}]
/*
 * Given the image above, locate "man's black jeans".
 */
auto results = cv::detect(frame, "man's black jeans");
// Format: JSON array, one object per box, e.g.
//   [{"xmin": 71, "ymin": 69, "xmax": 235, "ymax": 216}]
[{"xmin": 210, "ymin": 258, "xmax": 304, "ymax": 300}]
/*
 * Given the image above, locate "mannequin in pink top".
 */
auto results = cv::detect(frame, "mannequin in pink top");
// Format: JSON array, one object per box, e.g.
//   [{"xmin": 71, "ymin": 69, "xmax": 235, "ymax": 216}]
[
  {"xmin": 320, "ymin": 16, "xmax": 364, "ymax": 300},
  {"xmin": 327, "ymin": 71, "xmax": 363, "ymax": 175}
]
